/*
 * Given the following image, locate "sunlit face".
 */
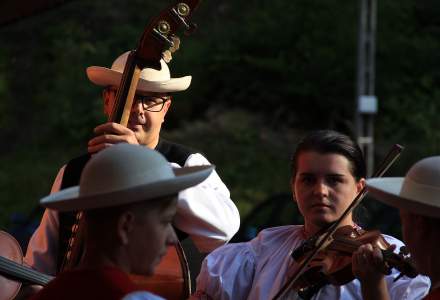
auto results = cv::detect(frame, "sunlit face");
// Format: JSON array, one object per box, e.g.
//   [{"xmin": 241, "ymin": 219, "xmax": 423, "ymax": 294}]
[
  {"xmin": 103, "ymin": 88, "xmax": 171, "ymax": 147},
  {"xmin": 128, "ymin": 197, "xmax": 178, "ymax": 275},
  {"xmin": 292, "ymin": 151, "xmax": 365, "ymax": 235}
]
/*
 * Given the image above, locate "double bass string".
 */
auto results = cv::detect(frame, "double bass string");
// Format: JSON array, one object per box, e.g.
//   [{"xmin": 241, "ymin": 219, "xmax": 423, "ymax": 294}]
[{"xmin": 0, "ymin": 256, "xmax": 53, "ymax": 285}]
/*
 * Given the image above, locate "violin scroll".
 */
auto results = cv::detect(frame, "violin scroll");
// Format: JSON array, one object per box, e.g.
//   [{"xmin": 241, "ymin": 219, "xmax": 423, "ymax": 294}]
[{"xmin": 382, "ymin": 246, "xmax": 418, "ymax": 281}]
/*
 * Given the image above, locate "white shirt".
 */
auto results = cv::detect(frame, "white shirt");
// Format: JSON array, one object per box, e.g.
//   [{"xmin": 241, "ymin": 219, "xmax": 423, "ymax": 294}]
[
  {"xmin": 24, "ymin": 152, "xmax": 240, "ymax": 275},
  {"xmin": 195, "ymin": 225, "xmax": 431, "ymax": 300}
]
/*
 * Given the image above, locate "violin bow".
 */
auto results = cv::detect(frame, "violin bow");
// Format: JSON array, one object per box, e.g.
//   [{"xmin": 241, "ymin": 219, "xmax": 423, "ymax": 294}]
[{"xmin": 272, "ymin": 144, "xmax": 404, "ymax": 300}]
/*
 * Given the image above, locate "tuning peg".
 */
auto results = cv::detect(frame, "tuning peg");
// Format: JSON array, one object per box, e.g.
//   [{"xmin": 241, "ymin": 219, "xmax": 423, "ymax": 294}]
[
  {"xmin": 171, "ymin": 7, "xmax": 197, "ymax": 36},
  {"xmin": 153, "ymin": 28, "xmax": 175, "ymax": 48},
  {"xmin": 184, "ymin": 22, "xmax": 197, "ymax": 36}
]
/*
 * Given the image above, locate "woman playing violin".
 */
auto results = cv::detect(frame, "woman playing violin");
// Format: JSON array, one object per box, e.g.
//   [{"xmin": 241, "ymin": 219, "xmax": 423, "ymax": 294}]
[{"xmin": 194, "ymin": 130, "xmax": 430, "ymax": 300}]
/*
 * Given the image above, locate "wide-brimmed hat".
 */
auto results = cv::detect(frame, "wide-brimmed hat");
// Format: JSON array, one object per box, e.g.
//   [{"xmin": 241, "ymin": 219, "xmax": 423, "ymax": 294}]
[
  {"xmin": 366, "ymin": 156, "xmax": 440, "ymax": 218},
  {"xmin": 86, "ymin": 51, "xmax": 191, "ymax": 93},
  {"xmin": 40, "ymin": 144, "xmax": 214, "ymax": 212}
]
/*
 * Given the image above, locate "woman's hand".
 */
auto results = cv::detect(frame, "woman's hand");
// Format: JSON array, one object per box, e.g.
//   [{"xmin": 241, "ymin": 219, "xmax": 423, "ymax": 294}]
[{"xmin": 352, "ymin": 243, "xmax": 392, "ymax": 300}]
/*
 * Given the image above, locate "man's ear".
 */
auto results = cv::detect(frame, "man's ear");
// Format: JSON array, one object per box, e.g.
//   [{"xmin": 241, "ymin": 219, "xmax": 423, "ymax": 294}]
[
  {"xmin": 356, "ymin": 178, "xmax": 366, "ymax": 193},
  {"xmin": 117, "ymin": 211, "xmax": 136, "ymax": 245},
  {"xmin": 163, "ymin": 99, "xmax": 172, "ymax": 114},
  {"xmin": 161, "ymin": 99, "xmax": 172, "ymax": 123}
]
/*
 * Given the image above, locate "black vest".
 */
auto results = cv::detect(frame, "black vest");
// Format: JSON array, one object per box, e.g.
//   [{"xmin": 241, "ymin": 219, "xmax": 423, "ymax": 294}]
[{"xmin": 56, "ymin": 139, "xmax": 196, "ymax": 273}]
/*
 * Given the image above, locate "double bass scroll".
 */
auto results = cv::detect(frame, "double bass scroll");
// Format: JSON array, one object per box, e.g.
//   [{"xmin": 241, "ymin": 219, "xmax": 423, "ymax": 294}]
[{"xmin": 110, "ymin": 0, "xmax": 201, "ymax": 127}]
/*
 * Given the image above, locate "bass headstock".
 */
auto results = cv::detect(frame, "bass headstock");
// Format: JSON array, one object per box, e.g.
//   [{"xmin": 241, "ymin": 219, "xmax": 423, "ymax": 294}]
[
  {"xmin": 135, "ymin": 0, "xmax": 200, "ymax": 70},
  {"xmin": 110, "ymin": 1, "xmax": 200, "ymax": 125}
]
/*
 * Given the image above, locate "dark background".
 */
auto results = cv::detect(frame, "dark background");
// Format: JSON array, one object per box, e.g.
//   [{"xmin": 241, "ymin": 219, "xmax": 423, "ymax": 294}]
[{"xmin": 0, "ymin": 0, "xmax": 439, "ymax": 249}]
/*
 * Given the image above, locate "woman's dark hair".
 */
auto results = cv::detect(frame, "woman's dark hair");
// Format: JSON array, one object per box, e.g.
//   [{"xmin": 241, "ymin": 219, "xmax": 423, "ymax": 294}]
[
  {"xmin": 291, "ymin": 130, "xmax": 367, "ymax": 224},
  {"xmin": 291, "ymin": 130, "xmax": 366, "ymax": 180}
]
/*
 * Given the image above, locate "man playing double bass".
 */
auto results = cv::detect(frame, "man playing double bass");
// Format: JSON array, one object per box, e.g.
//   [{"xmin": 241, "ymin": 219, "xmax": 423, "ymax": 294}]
[
  {"xmin": 23, "ymin": 52, "xmax": 240, "ymax": 285},
  {"xmin": 31, "ymin": 143, "xmax": 214, "ymax": 300}
]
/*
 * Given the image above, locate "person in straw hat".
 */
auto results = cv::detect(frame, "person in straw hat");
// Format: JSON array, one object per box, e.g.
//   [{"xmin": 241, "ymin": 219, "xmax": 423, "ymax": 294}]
[
  {"xmin": 30, "ymin": 143, "xmax": 214, "ymax": 300},
  {"xmin": 24, "ymin": 52, "xmax": 239, "ymax": 276},
  {"xmin": 359, "ymin": 156, "xmax": 440, "ymax": 300}
]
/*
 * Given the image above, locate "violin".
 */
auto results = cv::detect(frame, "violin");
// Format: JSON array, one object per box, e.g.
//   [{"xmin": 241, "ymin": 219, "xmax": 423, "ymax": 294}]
[
  {"xmin": 273, "ymin": 144, "xmax": 405, "ymax": 299},
  {"xmin": 0, "ymin": 231, "xmax": 53, "ymax": 300},
  {"xmin": 290, "ymin": 225, "xmax": 418, "ymax": 293}
]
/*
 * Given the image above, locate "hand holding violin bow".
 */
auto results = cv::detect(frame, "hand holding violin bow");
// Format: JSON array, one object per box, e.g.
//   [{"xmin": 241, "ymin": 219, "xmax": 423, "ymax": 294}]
[{"xmin": 273, "ymin": 144, "xmax": 418, "ymax": 300}]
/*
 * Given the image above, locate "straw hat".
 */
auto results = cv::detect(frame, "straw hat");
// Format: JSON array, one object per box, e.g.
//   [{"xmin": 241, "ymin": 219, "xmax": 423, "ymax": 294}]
[
  {"xmin": 366, "ymin": 156, "xmax": 440, "ymax": 218},
  {"xmin": 86, "ymin": 51, "xmax": 191, "ymax": 93},
  {"xmin": 40, "ymin": 144, "xmax": 214, "ymax": 212}
]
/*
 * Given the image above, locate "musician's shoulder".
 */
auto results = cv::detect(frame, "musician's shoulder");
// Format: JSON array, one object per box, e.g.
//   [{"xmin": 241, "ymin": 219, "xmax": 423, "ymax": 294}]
[
  {"xmin": 156, "ymin": 139, "xmax": 200, "ymax": 166},
  {"xmin": 249, "ymin": 225, "xmax": 303, "ymax": 251},
  {"xmin": 258, "ymin": 225, "xmax": 302, "ymax": 237}
]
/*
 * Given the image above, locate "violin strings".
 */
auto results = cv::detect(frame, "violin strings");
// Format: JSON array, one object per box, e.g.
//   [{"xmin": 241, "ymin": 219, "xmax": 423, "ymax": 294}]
[
  {"xmin": 0, "ymin": 256, "xmax": 52, "ymax": 285},
  {"xmin": 329, "ymin": 237, "xmax": 361, "ymax": 253},
  {"xmin": 0, "ymin": 259, "xmax": 52, "ymax": 284},
  {"xmin": 0, "ymin": 259, "xmax": 50, "ymax": 284}
]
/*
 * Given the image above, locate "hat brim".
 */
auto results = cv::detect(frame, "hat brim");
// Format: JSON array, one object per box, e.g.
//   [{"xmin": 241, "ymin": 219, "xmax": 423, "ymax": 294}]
[
  {"xmin": 367, "ymin": 178, "xmax": 440, "ymax": 218},
  {"xmin": 41, "ymin": 165, "xmax": 214, "ymax": 212},
  {"xmin": 86, "ymin": 66, "xmax": 191, "ymax": 93}
]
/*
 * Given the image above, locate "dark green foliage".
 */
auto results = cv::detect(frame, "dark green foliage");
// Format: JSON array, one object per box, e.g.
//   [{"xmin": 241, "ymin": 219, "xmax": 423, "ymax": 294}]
[{"xmin": 163, "ymin": 109, "xmax": 295, "ymax": 216}]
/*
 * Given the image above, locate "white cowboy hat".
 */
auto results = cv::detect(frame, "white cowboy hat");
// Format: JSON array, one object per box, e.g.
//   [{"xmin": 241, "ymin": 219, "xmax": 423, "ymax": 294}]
[
  {"xmin": 366, "ymin": 156, "xmax": 440, "ymax": 218},
  {"xmin": 40, "ymin": 144, "xmax": 214, "ymax": 212},
  {"xmin": 86, "ymin": 51, "xmax": 191, "ymax": 93}
]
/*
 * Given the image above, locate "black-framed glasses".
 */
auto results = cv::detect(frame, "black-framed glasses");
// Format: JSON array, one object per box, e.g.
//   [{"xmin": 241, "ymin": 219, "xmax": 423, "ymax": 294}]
[
  {"xmin": 106, "ymin": 88, "xmax": 168, "ymax": 112},
  {"xmin": 134, "ymin": 95, "xmax": 168, "ymax": 112}
]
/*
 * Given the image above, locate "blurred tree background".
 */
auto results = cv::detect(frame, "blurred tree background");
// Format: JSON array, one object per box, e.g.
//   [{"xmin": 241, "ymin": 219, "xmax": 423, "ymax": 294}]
[{"xmin": 0, "ymin": 0, "xmax": 439, "ymax": 245}]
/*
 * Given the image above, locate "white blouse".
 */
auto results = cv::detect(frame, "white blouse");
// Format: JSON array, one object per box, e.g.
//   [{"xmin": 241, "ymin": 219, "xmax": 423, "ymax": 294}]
[{"xmin": 195, "ymin": 225, "xmax": 431, "ymax": 300}]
